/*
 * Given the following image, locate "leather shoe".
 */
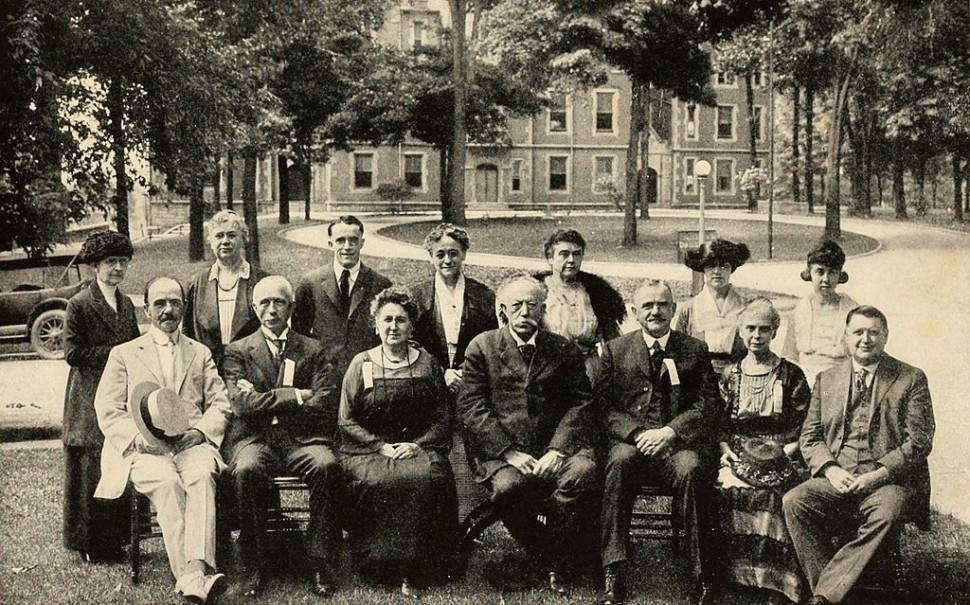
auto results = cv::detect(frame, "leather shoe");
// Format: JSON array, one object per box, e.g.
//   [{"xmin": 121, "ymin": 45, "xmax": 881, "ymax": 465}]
[
  {"xmin": 400, "ymin": 578, "xmax": 421, "ymax": 599},
  {"xmin": 807, "ymin": 597, "xmax": 831, "ymax": 605},
  {"xmin": 598, "ymin": 566, "xmax": 623, "ymax": 605},
  {"xmin": 181, "ymin": 573, "xmax": 227, "ymax": 605},
  {"xmin": 312, "ymin": 571, "xmax": 336, "ymax": 598},
  {"xmin": 548, "ymin": 571, "xmax": 568, "ymax": 598},
  {"xmin": 238, "ymin": 570, "xmax": 263, "ymax": 599},
  {"xmin": 695, "ymin": 582, "xmax": 720, "ymax": 605}
]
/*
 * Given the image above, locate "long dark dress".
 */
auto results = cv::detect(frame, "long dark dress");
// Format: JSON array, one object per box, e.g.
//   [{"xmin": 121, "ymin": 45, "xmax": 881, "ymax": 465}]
[
  {"xmin": 62, "ymin": 281, "xmax": 140, "ymax": 556},
  {"xmin": 338, "ymin": 347, "xmax": 458, "ymax": 582},
  {"xmin": 716, "ymin": 358, "xmax": 811, "ymax": 602}
]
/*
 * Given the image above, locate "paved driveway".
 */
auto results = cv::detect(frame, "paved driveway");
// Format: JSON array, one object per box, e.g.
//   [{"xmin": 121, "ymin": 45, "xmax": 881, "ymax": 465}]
[{"xmin": 287, "ymin": 209, "xmax": 970, "ymax": 521}]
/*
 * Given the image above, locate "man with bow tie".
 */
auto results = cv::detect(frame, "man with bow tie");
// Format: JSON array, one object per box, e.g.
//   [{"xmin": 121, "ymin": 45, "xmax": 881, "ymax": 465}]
[
  {"xmin": 594, "ymin": 279, "xmax": 722, "ymax": 605},
  {"xmin": 222, "ymin": 276, "xmax": 341, "ymax": 599},
  {"xmin": 95, "ymin": 276, "xmax": 232, "ymax": 604},
  {"xmin": 458, "ymin": 274, "xmax": 599, "ymax": 596},
  {"xmin": 783, "ymin": 306, "xmax": 935, "ymax": 605}
]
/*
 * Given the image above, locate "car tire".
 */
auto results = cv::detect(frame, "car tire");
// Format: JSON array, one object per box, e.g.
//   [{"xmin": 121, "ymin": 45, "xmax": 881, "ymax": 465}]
[{"xmin": 30, "ymin": 308, "xmax": 67, "ymax": 360}]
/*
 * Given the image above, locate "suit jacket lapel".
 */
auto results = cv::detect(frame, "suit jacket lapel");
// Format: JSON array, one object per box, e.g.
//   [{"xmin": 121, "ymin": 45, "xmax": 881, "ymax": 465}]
[
  {"xmin": 134, "ymin": 334, "xmax": 166, "ymax": 386},
  {"xmin": 664, "ymin": 332, "xmax": 681, "ymax": 411},
  {"xmin": 172, "ymin": 337, "xmax": 198, "ymax": 394},
  {"xmin": 249, "ymin": 333, "xmax": 278, "ymax": 387},
  {"xmin": 870, "ymin": 356, "xmax": 900, "ymax": 432},
  {"xmin": 831, "ymin": 360, "xmax": 852, "ymax": 449},
  {"xmin": 322, "ymin": 268, "xmax": 342, "ymax": 312},
  {"xmin": 88, "ymin": 282, "xmax": 127, "ymax": 339},
  {"xmin": 633, "ymin": 333, "xmax": 654, "ymax": 382},
  {"xmin": 228, "ymin": 276, "xmax": 253, "ymax": 341},
  {"xmin": 498, "ymin": 328, "xmax": 528, "ymax": 377}
]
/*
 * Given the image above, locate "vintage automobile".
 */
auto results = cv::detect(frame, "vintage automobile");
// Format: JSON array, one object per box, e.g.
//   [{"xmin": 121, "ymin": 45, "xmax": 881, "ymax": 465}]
[{"xmin": 0, "ymin": 253, "xmax": 86, "ymax": 359}]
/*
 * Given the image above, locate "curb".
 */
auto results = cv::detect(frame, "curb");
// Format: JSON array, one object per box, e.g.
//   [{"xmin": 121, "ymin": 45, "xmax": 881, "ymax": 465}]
[{"xmin": 0, "ymin": 426, "xmax": 60, "ymax": 444}]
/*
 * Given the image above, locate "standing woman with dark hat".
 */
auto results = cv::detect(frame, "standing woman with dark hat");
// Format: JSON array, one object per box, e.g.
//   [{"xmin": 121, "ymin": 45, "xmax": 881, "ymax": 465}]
[
  {"xmin": 676, "ymin": 238, "xmax": 751, "ymax": 372},
  {"xmin": 62, "ymin": 231, "xmax": 140, "ymax": 562},
  {"xmin": 781, "ymin": 240, "xmax": 858, "ymax": 386},
  {"xmin": 183, "ymin": 210, "xmax": 268, "ymax": 372},
  {"xmin": 536, "ymin": 229, "xmax": 625, "ymax": 379}
]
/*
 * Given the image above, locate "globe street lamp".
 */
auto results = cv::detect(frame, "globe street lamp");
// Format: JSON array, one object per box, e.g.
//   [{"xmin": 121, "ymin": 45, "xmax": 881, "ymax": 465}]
[{"xmin": 695, "ymin": 159, "xmax": 712, "ymax": 245}]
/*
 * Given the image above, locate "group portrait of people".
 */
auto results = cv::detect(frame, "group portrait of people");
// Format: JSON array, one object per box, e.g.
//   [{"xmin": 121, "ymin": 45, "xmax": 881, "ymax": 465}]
[{"xmin": 60, "ymin": 210, "xmax": 935, "ymax": 605}]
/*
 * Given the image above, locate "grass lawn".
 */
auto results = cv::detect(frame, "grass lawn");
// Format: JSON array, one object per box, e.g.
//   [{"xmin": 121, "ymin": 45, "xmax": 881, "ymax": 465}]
[
  {"xmin": 3, "ymin": 447, "xmax": 970, "ymax": 605},
  {"xmin": 377, "ymin": 217, "xmax": 879, "ymax": 265}
]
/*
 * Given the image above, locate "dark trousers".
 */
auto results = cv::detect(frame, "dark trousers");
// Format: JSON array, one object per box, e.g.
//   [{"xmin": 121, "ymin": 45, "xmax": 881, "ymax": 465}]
[
  {"xmin": 230, "ymin": 441, "xmax": 340, "ymax": 573},
  {"xmin": 783, "ymin": 477, "xmax": 910, "ymax": 603},
  {"xmin": 487, "ymin": 453, "xmax": 598, "ymax": 571},
  {"xmin": 600, "ymin": 443, "xmax": 720, "ymax": 581}
]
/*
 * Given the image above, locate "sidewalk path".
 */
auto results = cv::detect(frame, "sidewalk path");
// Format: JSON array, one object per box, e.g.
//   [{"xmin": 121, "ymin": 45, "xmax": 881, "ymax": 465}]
[{"xmin": 286, "ymin": 209, "xmax": 970, "ymax": 521}]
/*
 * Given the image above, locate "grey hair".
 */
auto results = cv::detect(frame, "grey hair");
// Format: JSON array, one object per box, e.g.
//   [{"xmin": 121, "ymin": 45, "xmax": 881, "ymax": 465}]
[
  {"xmin": 738, "ymin": 297, "xmax": 781, "ymax": 331},
  {"xmin": 205, "ymin": 210, "xmax": 248, "ymax": 241},
  {"xmin": 253, "ymin": 275, "xmax": 294, "ymax": 303},
  {"xmin": 496, "ymin": 273, "xmax": 548, "ymax": 305},
  {"xmin": 635, "ymin": 278, "xmax": 673, "ymax": 299}
]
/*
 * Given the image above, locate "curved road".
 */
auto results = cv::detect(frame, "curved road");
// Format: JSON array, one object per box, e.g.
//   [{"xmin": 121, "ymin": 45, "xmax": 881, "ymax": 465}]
[{"xmin": 286, "ymin": 209, "xmax": 970, "ymax": 521}]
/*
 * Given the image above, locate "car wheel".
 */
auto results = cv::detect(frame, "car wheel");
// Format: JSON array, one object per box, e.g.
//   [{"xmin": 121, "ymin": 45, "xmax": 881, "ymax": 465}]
[{"xmin": 30, "ymin": 308, "xmax": 67, "ymax": 360}]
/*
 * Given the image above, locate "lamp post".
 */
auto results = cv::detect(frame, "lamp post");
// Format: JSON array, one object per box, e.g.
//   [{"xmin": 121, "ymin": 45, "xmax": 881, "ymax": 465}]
[
  {"xmin": 695, "ymin": 159, "xmax": 712, "ymax": 245},
  {"xmin": 693, "ymin": 160, "xmax": 712, "ymax": 295}
]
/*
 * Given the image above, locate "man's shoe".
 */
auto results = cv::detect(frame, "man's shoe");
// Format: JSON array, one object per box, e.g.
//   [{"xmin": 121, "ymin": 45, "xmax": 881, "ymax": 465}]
[
  {"xmin": 238, "ymin": 570, "xmax": 263, "ymax": 599},
  {"xmin": 696, "ymin": 582, "xmax": 721, "ymax": 605},
  {"xmin": 807, "ymin": 597, "xmax": 831, "ymax": 605},
  {"xmin": 548, "ymin": 571, "xmax": 569, "ymax": 598},
  {"xmin": 312, "ymin": 571, "xmax": 336, "ymax": 598},
  {"xmin": 401, "ymin": 578, "xmax": 421, "ymax": 599},
  {"xmin": 181, "ymin": 573, "xmax": 227, "ymax": 605},
  {"xmin": 598, "ymin": 566, "xmax": 623, "ymax": 605}
]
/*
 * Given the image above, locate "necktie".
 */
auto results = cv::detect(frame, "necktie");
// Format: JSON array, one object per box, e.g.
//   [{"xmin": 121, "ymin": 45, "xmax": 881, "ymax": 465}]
[
  {"xmin": 160, "ymin": 337, "xmax": 176, "ymax": 387},
  {"xmin": 519, "ymin": 344, "xmax": 535, "ymax": 362},
  {"xmin": 853, "ymin": 369, "xmax": 870, "ymax": 408},
  {"xmin": 271, "ymin": 338, "xmax": 285, "ymax": 363},
  {"xmin": 339, "ymin": 269, "xmax": 351, "ymax": 310},
  {"xmin": 650, "ymin": 341, "xmax": 664, "ymax": 378}
]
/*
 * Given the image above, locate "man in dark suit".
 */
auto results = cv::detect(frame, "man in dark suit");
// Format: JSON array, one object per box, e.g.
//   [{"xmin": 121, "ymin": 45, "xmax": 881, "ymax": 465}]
[
  {"xmin": 292, "ymin": 215, "xmax": 392, "ymax": 377},
  {"xmin": 459, "ymin": 274, "xmax": 599, "ymax": 596},
  {"xmin": 783, "ymin": 305, "xmax": 935, "ymax": 605},
  {"xmin": 595, "ymin": 279, "xmax": 722, "ymax": 605},
  {"xmin": 223, "ymin": 276, "xmax": 341, "ymax": 598}
]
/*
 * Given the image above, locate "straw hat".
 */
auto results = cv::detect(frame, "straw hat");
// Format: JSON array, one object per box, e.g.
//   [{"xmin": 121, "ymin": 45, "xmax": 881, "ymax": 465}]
[
  {"xmin": 129, "ymin": 381, "xmax": 189, "ymax": 451},
  {"xmin": 731, "ymin": 437, "xmax": 796, "ymax": 488}
]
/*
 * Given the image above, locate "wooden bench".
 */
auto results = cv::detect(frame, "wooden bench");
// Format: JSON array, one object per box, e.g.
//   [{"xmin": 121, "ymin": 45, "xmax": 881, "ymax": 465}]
[{"xmin": 130, "ymin": 476, "xmax": 309, "ymax": 584}]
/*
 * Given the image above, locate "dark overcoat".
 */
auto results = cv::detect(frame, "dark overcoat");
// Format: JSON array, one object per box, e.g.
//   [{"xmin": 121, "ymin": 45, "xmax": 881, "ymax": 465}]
[{"xmin": 410, "ymin": 276, "xmax": 497, "ymax": 370}]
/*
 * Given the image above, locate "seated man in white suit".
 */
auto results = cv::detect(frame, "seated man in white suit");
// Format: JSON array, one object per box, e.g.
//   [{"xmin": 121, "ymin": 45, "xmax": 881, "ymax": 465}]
[{"xmin": 94, "ymin": 276, "xmax": 232, "ymax": 604}]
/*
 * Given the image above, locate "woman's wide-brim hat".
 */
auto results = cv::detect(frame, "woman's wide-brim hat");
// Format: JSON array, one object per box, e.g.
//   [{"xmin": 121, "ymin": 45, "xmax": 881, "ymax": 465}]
[
  {"xmin": 78, "ymin": 231, "xmax": 134, "ymax": 265},
  {"xmin": 731, "ymin": 437, "xmax": 796, "ymax": 489},
  {"xmin": 129, "ymin": 381, "xmax": 189, "ymax": 451},
  {"xmin": 683, "ymin": 239, "xmax": 750, "ymax": 273},
  {"xmin": 800, "ymin": 239, "xmax": 849, "ymax": 284}
]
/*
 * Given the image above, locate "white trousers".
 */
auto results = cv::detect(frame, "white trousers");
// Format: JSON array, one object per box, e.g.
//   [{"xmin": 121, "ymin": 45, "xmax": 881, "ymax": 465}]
[{"xmin": 129, "ymin": 444, "xmax": 223, "ymax": 586}]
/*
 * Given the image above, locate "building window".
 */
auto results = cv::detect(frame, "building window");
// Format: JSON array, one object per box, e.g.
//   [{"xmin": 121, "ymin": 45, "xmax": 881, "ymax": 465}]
[
  {"xmin": 548, "ymin": 93, "xmax": 569, "ymax": 133},
  {"xmin": 511, "ymin": 159, "xmax": 523, "ymax": 192},
  {"xmin": 715, "ymin": 159, "xmax": 734, "ymax": 194},
  {"xmin": 753, "ymin": 106, "xmax": 764, "ymax": 141},
  {"xmin": 353, "ymin": 153, "xmax": 374, "ymax": 189},
  {"xmin": 595, "ymin": 91, "xmax": 615, "ymax": 133},
  {"xmin": 684, "ymin": 157, "xmax": 697, "ymax": 195},
  {"xmin": 751, "ymin": 71, "xmax": 766, "ymax": 88},
  {"xmin": 404, "ymin": 153, "xmax": 423, "ymax": 189},
  {"xmin": 549, "ymin": 155, "xmax": 568, "ymax": 192},
  {"xmin": 592, "ymin": 156, "xmax": 616, "ymax": 192},
  {"xmin": 716, "ymin": 105, "xmax": 735, "ymax": 140},
  {"xmin": 685, "ymin": 103, "xmax": 698, "ymax": 140},
  {"xmin": 715, "ymin": 72, "xmax": 737, "ymax": 87},
  {"xmin": 412, "ymin": 21, "xmax": 425, "ymax": 48}
]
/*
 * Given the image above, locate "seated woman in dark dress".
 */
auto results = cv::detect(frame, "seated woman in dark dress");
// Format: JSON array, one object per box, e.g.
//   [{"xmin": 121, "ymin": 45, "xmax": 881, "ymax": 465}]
[
  {"xmin": 717, "ymin": 298, "xmax": 812, "ymax": 603},
  {"xmin": 339, "ymin": 287, "xmax": 458, "ymax": 598}
]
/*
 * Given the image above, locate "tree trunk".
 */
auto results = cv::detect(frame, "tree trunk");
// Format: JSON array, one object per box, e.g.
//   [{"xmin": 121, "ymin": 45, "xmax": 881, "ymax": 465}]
[
  {"xmin": 447, "ymin": 0, "xmax": 468, "ymax": 225},
  {"xmin": 744, "ymin": 73, "xmax": 757, "ymax": 211},
  {"xmin": 876, "ymin": 174, "xmax": 884, "ymax": 207},
  {"xmin": 107, "ymin": 77, "xmax": 129, "ymax": 237},
  {"xmin": 226, "ymin": 151, "xmax": 235, "ymax": 210},
  {"xmin": 639, "ymin": 83, "xmax": 651, "ymax": 220},
  {"xmin": 189, "ymin": 171, "xmax": 206, "ymax": 262},
  {"xmin": 303, "ymin": 161, "xmax": 312, "ymax": 221},
  {"xmin": 846, "ymin": 101, "xmax": 869, "ymax": 217},
  {"xmin": 242, "ymin": 149, "xmax": 260, "ymax": 266},
  {"xmin": 915, "ymin": 157, "xmax": 926, "ymax": 216},
  {"xmin": 805, "ymin": 84, "xmax": 815, "ymax": 214},
  {"xmin": 951, "ymin": 153, "xmax": 963, "ymax": 221},
  {"xmin": 792, "ymin": 86, "xmax": 801, "ymax": 205},
  {"xmin": 623, "ymin": 80, "xmax": 644, "ymax": 247},
  {"xmin": 892, "ymin": 139, "xmax": 906, "ymax": 219},
  {"xmin": 824, "ymin": 78, "xmax": 849, "ymax": 240},
  {"xmin": 212, "ymin": 156, "xmax": 221, "ymax": 211},
  {"xmin": 438, "ymin": 147, "xmax": 450, "ymax": 215},
  {"xmin": 278, "ymin": 155, "xmax": 290, "ymax": 225},
  {"xmin": 863, "ymin": 111, "xmax": 873, "ymax": 214}
]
